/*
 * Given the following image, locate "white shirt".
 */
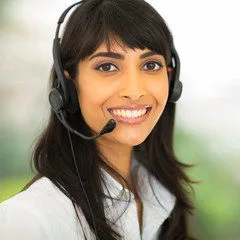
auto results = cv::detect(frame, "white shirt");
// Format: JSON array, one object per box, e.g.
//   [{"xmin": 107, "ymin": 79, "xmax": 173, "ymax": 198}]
[{"xmin": 0, "ymin": 155, "xmax": 176, "ymax": 240}]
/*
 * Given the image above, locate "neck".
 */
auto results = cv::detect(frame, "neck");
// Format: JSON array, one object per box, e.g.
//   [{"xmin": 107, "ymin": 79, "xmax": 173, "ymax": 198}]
[{"xmin": 96, "ymin": 138, "xmax": 133, "ymax": 184}]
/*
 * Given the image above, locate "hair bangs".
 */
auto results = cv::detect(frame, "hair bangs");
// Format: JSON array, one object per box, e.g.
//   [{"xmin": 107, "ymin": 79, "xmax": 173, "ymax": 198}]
[
  {"xmin": 61, "ymin": 0, "xmax": 173, "ymax": 77},
  {"xmin": 100, "ymin": 1, "xmax": 172, "ymax": 65}
]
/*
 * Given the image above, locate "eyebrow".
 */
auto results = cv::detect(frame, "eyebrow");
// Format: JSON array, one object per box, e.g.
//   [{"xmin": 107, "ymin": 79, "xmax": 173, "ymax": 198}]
[{"xmin": 89, "ymin": 51, "xmax": 162, "ymax": 61}]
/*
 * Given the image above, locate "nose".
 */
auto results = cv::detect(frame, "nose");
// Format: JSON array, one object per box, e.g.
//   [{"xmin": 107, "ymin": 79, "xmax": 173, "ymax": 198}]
[{"xmin": 119, "ymin": 70, "xmax": 147, "ymax": 101}]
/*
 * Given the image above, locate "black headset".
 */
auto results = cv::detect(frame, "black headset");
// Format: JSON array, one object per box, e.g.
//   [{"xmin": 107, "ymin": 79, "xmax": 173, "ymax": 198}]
[{"xmin": 48, "ymin": 1, "xmax": 183, "ymax": 239}]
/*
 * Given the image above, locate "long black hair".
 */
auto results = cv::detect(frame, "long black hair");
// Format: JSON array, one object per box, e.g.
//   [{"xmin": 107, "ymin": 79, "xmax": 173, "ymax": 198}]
[{"xmin": 23, "ymin": 0, "xmax": 198, "ymax": 239}]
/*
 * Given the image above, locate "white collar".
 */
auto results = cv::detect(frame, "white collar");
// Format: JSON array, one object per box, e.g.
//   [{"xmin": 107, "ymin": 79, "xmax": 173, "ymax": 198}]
[{"xmin": 100, "ymin": 152, "xmax": 176, "ymax": 221}]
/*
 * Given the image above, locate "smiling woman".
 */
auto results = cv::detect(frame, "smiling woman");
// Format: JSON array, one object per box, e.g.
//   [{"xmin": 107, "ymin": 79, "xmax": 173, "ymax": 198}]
[{"xmin": 0, "ymin": 0, "xmax": 198, "ymax": 240}]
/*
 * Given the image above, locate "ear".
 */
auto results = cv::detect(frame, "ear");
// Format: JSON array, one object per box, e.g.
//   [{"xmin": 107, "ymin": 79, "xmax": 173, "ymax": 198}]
[
  {"xmin": 64, "ymin": 70, "xmax": 71, "ymax": 80},
  {"xmin": 64, "ymin": 70, "xmax": 76, "ymax": 85},
  {"xmin": 167, "ymin": 67, "xmax": 173, "ymax": 81},
  {"xmin": 64, "ymin": 70, "xmax": 78, "ymax": 91}
]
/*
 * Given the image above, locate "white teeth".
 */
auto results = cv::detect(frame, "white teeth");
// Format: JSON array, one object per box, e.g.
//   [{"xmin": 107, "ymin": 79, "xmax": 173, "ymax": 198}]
[
  {"xmin": 117, "ymin": 109, "xmax": 121, "ymax": 116},
  {"xmin": 111, "ymin": 108, "xmax": 149, "ymax": 118},
  {"xmin": 126, "ymin": 110, "xmax": 131, "ymax": 118},
  {"xmin": 141, "ymin": 109, "xmax": 147, "ymax": 115}
]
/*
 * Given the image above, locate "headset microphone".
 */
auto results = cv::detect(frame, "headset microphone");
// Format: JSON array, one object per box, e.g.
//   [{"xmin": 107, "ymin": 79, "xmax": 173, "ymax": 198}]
[{"xmin": 53, "ymin": 110, "xmax": 116, "ymax": 140}]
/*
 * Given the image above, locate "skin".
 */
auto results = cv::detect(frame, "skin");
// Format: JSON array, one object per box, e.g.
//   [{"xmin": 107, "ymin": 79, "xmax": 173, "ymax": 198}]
[{"xmin": 65, "ymin": 39, "xmax": 169, "ymax": 187}]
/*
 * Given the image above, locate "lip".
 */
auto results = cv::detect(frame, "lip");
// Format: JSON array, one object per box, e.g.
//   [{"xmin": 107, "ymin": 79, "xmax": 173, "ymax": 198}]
[
  {"xmin": 107, "ymin": 107, "xmax": 152, "ymax": 125},
  {"xmin": 107, "ymin": 104, "xmax": 151, "ymax": 111}
]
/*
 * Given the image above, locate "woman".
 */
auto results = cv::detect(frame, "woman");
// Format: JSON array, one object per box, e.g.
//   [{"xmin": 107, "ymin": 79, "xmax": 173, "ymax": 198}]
[{"xmin": 0, "ymin": 0, "xmax": 198, "ymax": 239}]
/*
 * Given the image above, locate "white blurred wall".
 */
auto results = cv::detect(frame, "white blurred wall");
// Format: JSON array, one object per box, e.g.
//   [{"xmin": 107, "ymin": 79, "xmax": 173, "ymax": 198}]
[{"xmin": 149, "ymin": 0, "xmax": 240, "ymax": 157}]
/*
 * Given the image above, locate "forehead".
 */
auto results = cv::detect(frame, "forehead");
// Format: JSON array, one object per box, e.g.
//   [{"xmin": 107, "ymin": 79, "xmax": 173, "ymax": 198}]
[
  {"xmin": 90, "ymin": 40, "xmax": 148, "ymax": 56},
  {"xmin": 84, "ymin": 39, "xmax": 166, "ymax": 65},
  {"xmin": 86, "ymin": 40, "xmax": 166, "ymax": 64}
]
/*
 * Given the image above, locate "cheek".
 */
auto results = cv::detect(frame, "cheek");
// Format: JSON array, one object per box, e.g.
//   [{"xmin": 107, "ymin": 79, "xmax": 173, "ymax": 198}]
[
  {"xmin": 151, "ymin": 77, "xmax": 169, "ymax": 104},
  {"xmin": 78, "ymin": 87, "xmax": 100, "ymax": 117},
  {"xmin": 77, "ymin": 82, "xmax": 111, "ymax": 127},
  {"xmin": 78, "ymin": 84, "xmax": 110, "ymax": 108},
  {"xmin": 151, "ymin": 79, "xmax": 169, "ymax": 122}
]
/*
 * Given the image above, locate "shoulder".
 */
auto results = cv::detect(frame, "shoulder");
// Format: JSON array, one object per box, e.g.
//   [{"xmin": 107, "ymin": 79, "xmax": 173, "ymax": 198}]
[
  {"xmin": 0, "ymin": 177, "xmax": 56, "ymax": 239},
  {"xmin": 0, "ymin": 177, "xmax": 86, "ymax": 240},
  {"xmin": 0, "ymin": 177, "xmax": 71, "ymax": 213},
  {"xmin": 0, "ymin": 202, "xmax": 50, "ymax": 240}
]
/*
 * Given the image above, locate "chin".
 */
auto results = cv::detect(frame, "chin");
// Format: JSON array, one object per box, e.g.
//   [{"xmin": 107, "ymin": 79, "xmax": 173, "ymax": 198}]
[{"xmin": 123, "ymin": 136, "xmax": 147, "ymax": 147}]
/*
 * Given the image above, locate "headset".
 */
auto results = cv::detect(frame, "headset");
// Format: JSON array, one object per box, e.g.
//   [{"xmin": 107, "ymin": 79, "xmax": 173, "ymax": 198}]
[{"xmin": 48, "ymin": 1, "xmax": 183, "ymax": 239}]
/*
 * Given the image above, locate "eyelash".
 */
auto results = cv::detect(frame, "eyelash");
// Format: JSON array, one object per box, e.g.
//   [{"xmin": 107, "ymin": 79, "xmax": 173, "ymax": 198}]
[{"xmin": 94, "ymin": 61, "xmax": 163, "ymax": 72}]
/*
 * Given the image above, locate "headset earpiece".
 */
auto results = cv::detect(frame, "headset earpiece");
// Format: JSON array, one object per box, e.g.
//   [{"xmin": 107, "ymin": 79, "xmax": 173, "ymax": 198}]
[
  {"xmin": 49, "ymin": 79, "xmax": 79, "ymax": 114},
  {"xmin": 168, "ymin": 80, "xmax": 182, "ymax": 103},
  {"xmin": 49, "ymin": 86, "xmax": 65, "ymax": 112},
  {"xmin": 167, "ymin": 46, "xmax": 183, "ymax": 103}
]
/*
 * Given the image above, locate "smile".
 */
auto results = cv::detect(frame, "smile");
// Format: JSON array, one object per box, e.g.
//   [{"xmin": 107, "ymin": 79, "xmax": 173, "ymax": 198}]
[{"xmin": 107, "ymin": 107, "xmax": 152, "ymax": 125}]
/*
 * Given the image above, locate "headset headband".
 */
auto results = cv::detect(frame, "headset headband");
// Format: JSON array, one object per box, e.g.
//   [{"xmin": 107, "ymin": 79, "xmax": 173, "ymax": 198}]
[{"xmin": 53, "ymin": 1, "xmax": 83, "ymax": 106}]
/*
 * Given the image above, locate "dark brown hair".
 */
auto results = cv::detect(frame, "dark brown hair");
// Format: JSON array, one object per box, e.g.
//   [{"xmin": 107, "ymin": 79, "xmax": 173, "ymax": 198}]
[{"xmin": 23, "ymin": 0, "xmax": 198, "ymax": 239}]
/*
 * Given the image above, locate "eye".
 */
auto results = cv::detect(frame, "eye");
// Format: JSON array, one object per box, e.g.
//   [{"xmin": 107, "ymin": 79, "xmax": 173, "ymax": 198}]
[
  {"xmin": 95, "ymin": 61, "xmax": 163, "ymax": 73},
  {"xmin": 95, "ymin": 63, "xmax": 118, "ymax": 72},
  {"xmin": 142, "ymin": 61, "xmax": 163, "ymax": 71}
]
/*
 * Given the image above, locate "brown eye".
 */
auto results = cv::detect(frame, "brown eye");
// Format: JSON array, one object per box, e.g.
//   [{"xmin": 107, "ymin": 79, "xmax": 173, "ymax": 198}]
[
  {"xmin": 96, "ymin": 63, "xmax": 118, "ymax": 72},
  {"xmin": 142, "ymin": 61, "xmax": 162, "ymax": 71}
]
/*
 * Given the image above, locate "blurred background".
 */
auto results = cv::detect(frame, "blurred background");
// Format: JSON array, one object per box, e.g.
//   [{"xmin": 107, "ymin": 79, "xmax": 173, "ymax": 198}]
[{"xmin": 0, "ymin": 0, "xmax": 239, "ymax": 239}]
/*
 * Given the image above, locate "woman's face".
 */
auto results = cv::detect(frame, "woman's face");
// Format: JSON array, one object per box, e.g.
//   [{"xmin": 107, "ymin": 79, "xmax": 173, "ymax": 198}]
[{"xmin": 73, "ymin": 41, "xmax": 169, "ymax": 147}]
